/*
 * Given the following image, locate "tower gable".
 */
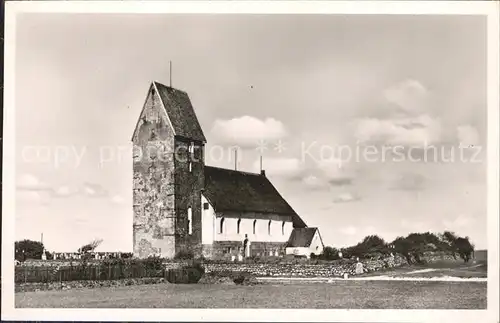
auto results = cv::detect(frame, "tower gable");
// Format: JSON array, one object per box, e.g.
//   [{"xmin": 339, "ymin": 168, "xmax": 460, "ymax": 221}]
[{"xmin": 132, "ymin": 82, "xmax": 175, "ymax": 144}]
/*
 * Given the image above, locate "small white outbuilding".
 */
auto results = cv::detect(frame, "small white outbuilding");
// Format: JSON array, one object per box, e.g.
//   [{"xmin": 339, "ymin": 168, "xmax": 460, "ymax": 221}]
[{"xmin": 285, "ymin": 227, "xmax": 324, "ymax": 258}]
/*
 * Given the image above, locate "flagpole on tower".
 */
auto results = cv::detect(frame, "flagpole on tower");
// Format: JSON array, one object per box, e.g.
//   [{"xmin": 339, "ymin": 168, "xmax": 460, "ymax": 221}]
[
  {"xmin": 169, "ymin": 61, "xmax": 172, "ymax": 87},
  {"xmin": 234, "ymin": 149, "xmax": 238, "ymax": 171}
]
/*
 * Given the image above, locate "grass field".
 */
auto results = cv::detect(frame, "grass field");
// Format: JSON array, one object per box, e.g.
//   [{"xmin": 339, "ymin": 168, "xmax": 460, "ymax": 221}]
[
  {"xmin": 358, "ymin": 260, "xmax": 487, "ymax": 278},
  {"xmin": 16, "ymin": 280, "xmax": 486, "ymax": 309}
]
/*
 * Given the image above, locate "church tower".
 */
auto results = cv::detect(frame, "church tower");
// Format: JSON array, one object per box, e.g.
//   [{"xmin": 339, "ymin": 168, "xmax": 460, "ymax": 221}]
[{"xmin": 131, "ymin": 81, "xmax": 206, "ymax": 258}]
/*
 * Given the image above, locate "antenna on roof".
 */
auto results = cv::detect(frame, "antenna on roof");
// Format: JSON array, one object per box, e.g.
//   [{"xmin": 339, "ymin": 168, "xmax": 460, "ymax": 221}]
[
  {"xmin": 260, "ymin": 155, "xmax": 266, "ymax": 176},
  {"xmin": 169, "ymin": 61, "xmax": 172, "ymax": 87},
  {"xmin": 234, "ymin": 149, "xmax": 238, "ymax": 171},
  {"xmin": 41, "ymin": 233, "xmax": 43, "ymax": 245}
]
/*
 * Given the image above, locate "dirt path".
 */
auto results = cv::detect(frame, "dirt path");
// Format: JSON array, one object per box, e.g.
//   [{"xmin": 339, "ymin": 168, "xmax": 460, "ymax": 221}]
[{"xmin": 256, "ymin": 276, "xmax": 487, "ymax": 283}]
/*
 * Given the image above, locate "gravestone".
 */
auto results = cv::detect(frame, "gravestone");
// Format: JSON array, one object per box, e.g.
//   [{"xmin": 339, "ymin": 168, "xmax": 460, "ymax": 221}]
[{"xmin": 355, "ymin": 262, "xmax": 364, "ymax": 275}]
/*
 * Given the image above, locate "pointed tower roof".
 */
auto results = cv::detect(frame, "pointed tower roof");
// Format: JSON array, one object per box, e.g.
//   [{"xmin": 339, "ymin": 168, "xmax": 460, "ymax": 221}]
[
  {"xmin": 153, "ymin": 81, "xmax": 206, "ymax": 142},
  {"xmin": 132, "ymin": 81, "xmax": 206, "ymax": 142}
]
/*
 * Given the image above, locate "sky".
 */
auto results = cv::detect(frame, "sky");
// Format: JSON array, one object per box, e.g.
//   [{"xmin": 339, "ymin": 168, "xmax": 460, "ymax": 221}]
[{"xmin": 15, "ymin": 14, "xmax": 487, "ymax": 252}]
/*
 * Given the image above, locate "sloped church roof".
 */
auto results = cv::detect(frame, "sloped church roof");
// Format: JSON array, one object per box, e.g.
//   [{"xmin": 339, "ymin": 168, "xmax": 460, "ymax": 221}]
[{"xmin": 203, "ymin": 166, "xmax": 307, "ymax": 228}]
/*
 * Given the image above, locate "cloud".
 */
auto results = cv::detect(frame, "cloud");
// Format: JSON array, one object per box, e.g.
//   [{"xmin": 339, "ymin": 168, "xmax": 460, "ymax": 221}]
[
  {"xmin": 210, "ymin": 116, "xmax": 287, "ymax": 147},
  {"xmin": 333, "ymin": 192, "xmax": 361, "ymax": 203},
  {"xmin": 401, "ymin": 219, "xmax": 427, "ymax": 231},
  {"xmin": 52, "ymin": 185, "xmax": 79, "ymax": 198},
  {"xmin": 316, "ymin": 160, "xmax": 355, "ymax": 186},
  {"xmin": 82, "ymin": 182, "xmax": 109, "ymax": 198},
  {"xmin": 302, "ymin": 175, "xmax": 329, "ymax": 190},
  {"xmin": 391, "ymin": 172, "xmax": 426, "ymax": 191},
  {"xmin": 457, "ymin": 125, "xmax": 480, "ymax": 147},
  {"xmin": 383, "ymin": 79, "xmax": 428, "ymax": 115},
  {"xmin": 16, "ymin": 173, "xmax": 53, "ymax": 204},
  {"xmin": 354, "ymin": 79, "xmax": 452, "ymax": 148},
  {"xmin": 355, "ymin": 114, "xmax": 442, "ymax": 147},
  {"xmin": 442, "ymin": 214, "xmax": 473, "ymax": 229},
  {"xmin": 254, "ymin": 157, "xmax": 305, "ymax": 179},
  {"xmin": 16, "ymin": 173, "xmax": 51, "ymax": 191},
  {"xmin": 111, "ymin": 194, "xmax": 125, "ymax": 204},
  {"xmin": 17, "ymin": 191, "xmax": 44, "ymax": 204},
  {"xmin": 339, "ymin": 226, "xmax": 357, "ymax": 235},
  {"xmin": 339, "ymin": 225, "xmax": 376, "ymax": 237}
]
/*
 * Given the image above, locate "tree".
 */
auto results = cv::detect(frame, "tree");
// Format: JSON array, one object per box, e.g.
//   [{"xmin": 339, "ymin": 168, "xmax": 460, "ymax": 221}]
[
  {"xmin": 440, "ymin": 231, "xmax": 458, "ymax": 247},
  {"xmin": 78, "ymin": 238, "xmax": 103, "ymax": 254},
  {"xmin": 346, "ymin": 235, "xmax": 389, "ymax": 258},
  {"xmin": 321, "ymin": 246, "xmax": 340, "ymax": 260},
  {"xmin": 15, "ymin": 240, "xmax": 45, "ymax": 262},
  {"xmin": 454, "ymin": 236, "xmax": 475, "ymax": 263},
  {"xmin": 439, "ymin": 231, "xmax": 474, "ymax": 262}
]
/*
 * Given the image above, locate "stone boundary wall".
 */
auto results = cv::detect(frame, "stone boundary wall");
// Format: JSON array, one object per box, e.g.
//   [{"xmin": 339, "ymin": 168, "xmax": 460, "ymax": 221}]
[
  {"xmin": 205, "ymin": 254, "xmax": 409, "ymax": 277},
  {"xmin": 17, "ymin": 252, "xmax": 459, "ymax": 278}
]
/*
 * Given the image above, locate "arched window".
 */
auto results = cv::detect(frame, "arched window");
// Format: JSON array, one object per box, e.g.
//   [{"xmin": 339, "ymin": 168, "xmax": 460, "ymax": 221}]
[
  {"xmin": 237, "ymin": 218, "xmax": 241, "ymax": 234},
  {"xmin": 219, "ymin": 217, "xmax": 225, "ymax": 234},
  {"xmin": 282, "ymin": 221, "xmax": 285, "ymax": 235},
  {"xmin": 253, "ymin": 220, "xmax": 257, "ymax": 234},
  {"xmin": 268, "ymin": 220, "xmax": 272, "ymax": 235},
  {"xmin": 187, "ymin": 207, "xmax": 192, "ymax": 235}
]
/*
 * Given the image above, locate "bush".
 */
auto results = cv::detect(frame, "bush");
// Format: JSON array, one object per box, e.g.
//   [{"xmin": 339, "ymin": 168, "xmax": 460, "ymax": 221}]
[
  {"xmin": 140, "ymin": 256, "xmax": 164, "ymax": 272},
  {"xmin": 320, "ymin": 246, "xmax": 340, "ymax": 260},
  {"xmin": 174, "ymin": 250, "xmax": 194, "ymax": 260},
  {"xmin": 121, "ymin": 252, "xmax": 133, "ymax": 259},
  {"xmin": 166, "ymin": 262, "xmax": 204, "ymax": 284},
  {"xmin": 206, "ymin": 270, "xmax": 258, "ymax": 285}
]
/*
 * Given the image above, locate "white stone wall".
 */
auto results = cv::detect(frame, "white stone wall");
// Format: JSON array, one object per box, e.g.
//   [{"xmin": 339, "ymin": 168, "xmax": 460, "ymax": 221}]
[
  {"xmin": 214, "ymin": 216, "xmax": 293, "ymax": 243},
  {"xmin": 309, "ymin": 231, "xmax": 324, "ymax": 255},
  {"xmin": 201, "ymin": 194, "xmax": 215, "ymax": 245},
  {"xmin": 201, "ymin": 195, "xmax": 294, "ymax": 244}
]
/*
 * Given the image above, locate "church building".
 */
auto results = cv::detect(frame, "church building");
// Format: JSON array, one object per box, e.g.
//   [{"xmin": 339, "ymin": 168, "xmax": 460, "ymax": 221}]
[{"xmin": 132, "ymin": 81, "xmax": 323, "ymax": 259}]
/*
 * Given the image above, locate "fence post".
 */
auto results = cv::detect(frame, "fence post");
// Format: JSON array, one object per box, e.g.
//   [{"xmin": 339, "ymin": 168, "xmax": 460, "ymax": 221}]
[{"xmin": 108, "ymin": 263, "xmax": 111, "ymax": 280}]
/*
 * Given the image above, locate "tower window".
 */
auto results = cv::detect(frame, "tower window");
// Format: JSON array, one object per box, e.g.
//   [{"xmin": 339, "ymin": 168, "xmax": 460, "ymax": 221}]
[
  {"xmin": 189, "ymin": 162, "xmax": 192, "ymax": 172},
  {"xmin": 237, "ymin": 218, "xmax": 241, "ymax": 234},
  {"xmin": 219, "ymin": 217, "xmax": 225, "ymax": 234},
  {"xmin": 253, "ymin": 220, "xmax": 257, "ymax": 234},
  {"xmin": 282, "ymin": 221, "xmax": 285, "ymax": 235},
  {"xmin": 187, "ymin": 207, "xmax": 192, "ymax": 235},
  {"xmin": 203, "ymin": 202, "xmax": 209, "ymax": 210},
  {"xmin": 268, "ymin": 220, "xmax": 272, "ymax": 236}
]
